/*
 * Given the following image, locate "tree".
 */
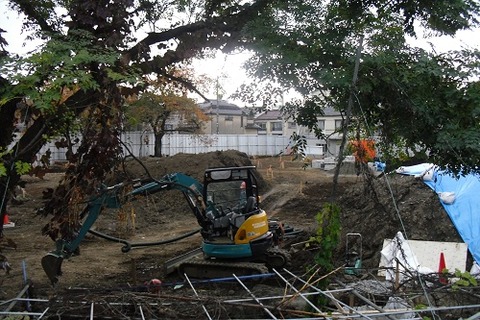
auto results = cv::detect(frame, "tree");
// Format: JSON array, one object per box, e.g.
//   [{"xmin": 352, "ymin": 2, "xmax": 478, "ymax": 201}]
[
  {"xmin": 127, "ymin": 91, "xmax": 208, "ymax": 157},
  {"xmin": 234, "ymin": 0, "xmax": 480, "ymax": 177},
  {"xmin": 0, "ymin": 0, "xmax": 276, "ymax": 240},
  {"xmin": 1, "ymin": 0, "xmax": 479, "ymax": 242}
]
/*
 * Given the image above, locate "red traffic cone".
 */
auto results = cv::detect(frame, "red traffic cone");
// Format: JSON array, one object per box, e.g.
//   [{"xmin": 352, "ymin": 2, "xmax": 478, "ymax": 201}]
[
  {"xmin": 438, "ymin": 252, "xmax": 447, "ymax": 284},
  {"xmin": 3, "ymin": 213, "xmax": 15, "ymax": 228}
]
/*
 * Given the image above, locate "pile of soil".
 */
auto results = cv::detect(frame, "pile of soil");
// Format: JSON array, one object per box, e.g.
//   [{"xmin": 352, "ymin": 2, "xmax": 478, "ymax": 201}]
[{"xmin": 337, "ymin": 172, "xmax": 464, "ymax": 268}]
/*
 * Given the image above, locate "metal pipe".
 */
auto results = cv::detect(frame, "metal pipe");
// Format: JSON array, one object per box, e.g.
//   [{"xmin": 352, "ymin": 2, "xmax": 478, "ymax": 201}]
[
  {"xmin": 334, "ymin": 279, "xmax": 397, "ymax": 320},
  {"xmin": 272, "ymin": 268, "xmax": 323, "ymax": 313},
  {"xmin": 184, "ymin": 273, "xmax": 212, "ymax": 320},
  {"xmin": 233, "ymin": 273, "xmax": 277, "ymax": 319},
  {"xmin": 139, "ymin": 305, "xmax": 145, "ymax": 320},
  {"xmin": 282, "ymin": 268, "xmax": 374, "ymax": 320},
  {"xmin": 90, "ymin": 302, "xmax": 94, "ymax": 320}
]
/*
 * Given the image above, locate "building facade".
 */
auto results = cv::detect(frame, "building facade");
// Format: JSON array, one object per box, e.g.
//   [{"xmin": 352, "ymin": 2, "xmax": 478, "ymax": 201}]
[
  {"xmin": 198, "ymin": 99, "xmax": 260, "ymax": 134},
  {"xmin": 254, "ymin": 107, "xmax": 343, "ymax": 158}
]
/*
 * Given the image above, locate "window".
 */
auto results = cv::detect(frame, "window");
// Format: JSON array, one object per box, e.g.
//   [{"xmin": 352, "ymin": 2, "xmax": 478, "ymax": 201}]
[
  {"xmin": 257, "ymin": 122, "xmax": 266, "ymax": 130},
  {"xmin": 271, "ymin": 122, "xmax": 283, "ymax": 131},
  {"xmin": 288, "ymin": 122, "xmax": 296, "ymax": 129},
  {"xmin": 316, "ymin": 120, "xmax": 325, "ymax": 130},
  {"xmin": 335, "ymin": 119, "xmax": 343, "ymax": 129},
  {"xmin": 225, "ymin": 116, "xmax": 233, "ymax": 121}
]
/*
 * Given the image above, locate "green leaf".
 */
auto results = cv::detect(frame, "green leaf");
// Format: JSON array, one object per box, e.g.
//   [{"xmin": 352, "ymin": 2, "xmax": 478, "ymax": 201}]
[{"xmin": 14, "ymin": 161, "xmax": 32, "ymax": 175}]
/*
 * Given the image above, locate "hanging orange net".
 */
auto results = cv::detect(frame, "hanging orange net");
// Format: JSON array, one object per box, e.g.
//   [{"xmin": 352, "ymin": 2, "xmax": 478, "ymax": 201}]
[{"xmin": 350, "ymin": 139, "xmax": 376, "ymax": 163}]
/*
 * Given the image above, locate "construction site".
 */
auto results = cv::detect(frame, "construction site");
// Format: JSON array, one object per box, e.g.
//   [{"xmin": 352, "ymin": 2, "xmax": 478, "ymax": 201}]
[{"xmin": 1, "ymin": 150, "xmax": 480, "ymax": 319}]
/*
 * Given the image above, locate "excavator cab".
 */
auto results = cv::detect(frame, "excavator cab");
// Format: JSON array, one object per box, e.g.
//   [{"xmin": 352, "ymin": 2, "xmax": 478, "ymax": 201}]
[{"xmin": 201, "ymin": 167, "xmax": 273, "ymax": 260}]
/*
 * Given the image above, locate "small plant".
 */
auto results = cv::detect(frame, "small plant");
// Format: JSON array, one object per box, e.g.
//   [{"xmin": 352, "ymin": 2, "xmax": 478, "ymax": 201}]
[
  {"xmin": 306, "ymin": 202, "xmax": 341, "ymax": 308},
  {"xmin": 309, "ymin": 202, "xmax": 342, "ymax": 272},
  {"xmin": 452, "ymin": 269, "xmax": 478, "ymax": 289}
]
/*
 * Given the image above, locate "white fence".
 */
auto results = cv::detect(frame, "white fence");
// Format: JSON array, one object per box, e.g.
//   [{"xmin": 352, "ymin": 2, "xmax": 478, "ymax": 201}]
[{"xmin": 39, "ymin": 133, "xmax": 323, "ymax": 163}]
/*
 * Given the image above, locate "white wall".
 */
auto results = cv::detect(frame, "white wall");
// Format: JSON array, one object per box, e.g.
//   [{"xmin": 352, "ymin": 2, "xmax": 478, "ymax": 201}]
[{"xmin": 39, "ymin": 133, "xmax": 325, "ymax": 163}]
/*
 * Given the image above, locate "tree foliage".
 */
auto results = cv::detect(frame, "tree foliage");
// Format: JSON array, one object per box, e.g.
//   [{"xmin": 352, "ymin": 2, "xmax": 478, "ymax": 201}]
[
  {"xmin": 0, "ymin": 0, "xmax": 277, "ymax": 239},
  {"xmin": 235, "ymin": 0, "xmax": 480, "ymax": 175},
  {"xmin": 1, "ymin": 0, "xmax": 479, "ymax": 242},
  {"xmin": 127, "ymin": 89, "xmax": 208, "ymax": 157}
]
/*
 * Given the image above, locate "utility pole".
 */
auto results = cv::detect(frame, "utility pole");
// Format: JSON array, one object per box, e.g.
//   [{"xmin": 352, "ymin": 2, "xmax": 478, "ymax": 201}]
[{"xmin": 216, "ymin": 77, "xmax": 219, "ymax": 134}]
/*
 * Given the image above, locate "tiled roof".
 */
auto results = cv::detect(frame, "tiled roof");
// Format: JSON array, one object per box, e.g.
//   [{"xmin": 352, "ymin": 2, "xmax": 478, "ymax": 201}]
[
  {"xmin": 255, "ymin": 110, "xmax": 283, "ymax": 120},
  {"xmin": 323, "ymin": 106, "xmax": 341, "ymax": 116},
  {"xmin": 255, "ymin": 107, "xmax": 341, "ymax": 120},
  {"xmin": 199, "ymin": 100, "xmax": 245, "ymax": 116}
]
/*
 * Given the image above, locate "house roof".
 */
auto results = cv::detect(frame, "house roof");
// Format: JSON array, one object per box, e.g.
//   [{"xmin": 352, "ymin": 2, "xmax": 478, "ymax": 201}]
[
  {"xmin": 323, "ymin": 106, "xmax": 341, "ymax": 116},
  {"xmin": 245, "ymin": 123, "xmax": 262, "ymax": 130},
  {"xmin": 255, "ymin": 107, "xmax": 341, "ymax": 121},
  {"xmin": 199, "ymin": 100, "xmax": 245, "ymax": 116},
  {"xmin": 255, "ymin": 110, "xmax": 283, "ymax": 121}
]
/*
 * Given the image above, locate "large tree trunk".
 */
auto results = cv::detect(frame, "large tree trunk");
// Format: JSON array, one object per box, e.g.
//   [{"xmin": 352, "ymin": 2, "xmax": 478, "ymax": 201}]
[{"xmin": 154, "ymin": 132, "xmax": 165, "ymax": 157}]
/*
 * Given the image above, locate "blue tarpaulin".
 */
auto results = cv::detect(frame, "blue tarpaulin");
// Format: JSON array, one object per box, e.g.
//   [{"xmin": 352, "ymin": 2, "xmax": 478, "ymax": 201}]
[{"xmin": 396, "ymin": 163, "xmax": 480, "ymax": 264}]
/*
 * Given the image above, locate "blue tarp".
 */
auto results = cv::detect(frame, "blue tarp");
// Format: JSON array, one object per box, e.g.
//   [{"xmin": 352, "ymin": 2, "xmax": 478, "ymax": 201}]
[{"xmin": 396, "ymin": 163, "xmax": 480, "ymax": 264}]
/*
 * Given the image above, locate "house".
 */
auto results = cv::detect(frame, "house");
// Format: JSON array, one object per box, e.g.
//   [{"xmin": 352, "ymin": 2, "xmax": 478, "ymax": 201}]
[
  {"xmin": 254, "ymin": 107, "xmax": 343, "ymax": 157},
  {"xmin": 313, "ymin": 106, "xmax": 344, "ymax": 158},
  {"xmin": 254, "ymin": 110, "xmax": 285, "ymax": 135},
  {"xmin": 198, "ymin": 99, "xmax": 259, "ymax": 134}
]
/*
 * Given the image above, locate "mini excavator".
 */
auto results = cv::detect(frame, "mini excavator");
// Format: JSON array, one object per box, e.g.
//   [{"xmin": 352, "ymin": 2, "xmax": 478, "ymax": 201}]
[{"xmin": 42, "ymin": 166, "xmax": 293, "ymax": 285}]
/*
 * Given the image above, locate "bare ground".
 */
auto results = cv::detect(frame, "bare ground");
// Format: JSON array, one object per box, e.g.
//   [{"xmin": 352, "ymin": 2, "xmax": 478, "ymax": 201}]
[{"xmin": 1, "ymin": 150, "xmax": 476, "ymax": 318}]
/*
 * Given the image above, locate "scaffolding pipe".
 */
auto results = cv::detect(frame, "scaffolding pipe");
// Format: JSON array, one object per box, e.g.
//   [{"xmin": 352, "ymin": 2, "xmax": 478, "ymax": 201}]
[
  {"xmin": 139, "ymin": 305, "xmax": 145, "ymax": 320},
  {"xmin": 37, "ymin": 307, "xmax": 50, "ymax": 319},
  {"xmin": 272, "ymin": 268, "xmax": 323, "ymax": 313},
  {"xmin": 90, "ymin": 302, "xmax": 94, "ymax": 320},
  {"xmin": 334, "ymin": 279, "xmax": 398, "ymax": 320},
  {"xmin": 233, "ymin": 273, "xmax": 277, "ymax": 319},
  {"xmin": 184, "ymin": 273, "xmax": 213, "ymax": 320},
  {"xmin": 224, "ymin": 291, "xmax": 321, "ymax": 304},
  {"xmin": 2, "ymin": 283, "xmax": 30, "ymax": 313},
  {"xmin": 0, "ymin": 298, "xmax": 48, "ymax": 306},
  {"xmin": 330, "ymin": 303, "xmax": 480, "ymax": 319},
  {"xmin": 282, "ymin": 268, "xmax": 374, "ymax": 320}
]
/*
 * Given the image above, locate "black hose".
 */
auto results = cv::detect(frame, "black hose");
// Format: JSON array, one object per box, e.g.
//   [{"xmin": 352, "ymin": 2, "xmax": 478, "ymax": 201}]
[{"xmin": 87, "ymin": 228, "xmax": 202, "ymax": 253}]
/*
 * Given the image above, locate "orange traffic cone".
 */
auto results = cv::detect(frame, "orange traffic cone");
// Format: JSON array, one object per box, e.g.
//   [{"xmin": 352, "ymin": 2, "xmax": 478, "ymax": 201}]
[
  {"xmin": 438, "ymin": 252, "xmax": 447, "ymax": 284},
  {"xmin": 3, "ymin": 213, "xmax": 15, "ymax": 228}
]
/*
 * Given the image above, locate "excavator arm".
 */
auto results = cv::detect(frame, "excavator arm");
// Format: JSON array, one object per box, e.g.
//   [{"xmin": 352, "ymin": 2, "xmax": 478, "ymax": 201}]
[{"xmin": 42, "ymin": 173, "xmax": 206, "ymax": 285}]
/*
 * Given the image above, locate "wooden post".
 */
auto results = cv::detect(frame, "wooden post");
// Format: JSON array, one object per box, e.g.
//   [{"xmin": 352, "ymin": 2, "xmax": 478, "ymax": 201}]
[{"xmin": 266, "ymin": 165, "xmax": 274, "ymax": 180}]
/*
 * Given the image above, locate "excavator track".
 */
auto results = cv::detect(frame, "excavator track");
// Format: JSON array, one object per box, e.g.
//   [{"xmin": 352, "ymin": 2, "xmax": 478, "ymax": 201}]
[
  {"xmin": 178, "ymin": 257, "xmax": 269, "ymax": 279},
  {"xmin": 265, "ymin": 247, "xmax": 291, "ymax": 269},
  {"xmin": 170, "ymin": 248, "xmax": 291, "ymax": 279}
]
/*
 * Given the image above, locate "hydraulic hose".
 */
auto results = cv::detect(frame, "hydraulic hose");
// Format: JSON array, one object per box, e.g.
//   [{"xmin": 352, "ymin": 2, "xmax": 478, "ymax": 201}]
[{"xmin": 87, "ymin": 228, "xmax": 202, "ymax": 253}]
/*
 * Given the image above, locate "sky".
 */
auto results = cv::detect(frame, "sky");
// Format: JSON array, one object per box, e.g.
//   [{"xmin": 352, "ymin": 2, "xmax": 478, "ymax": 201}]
[{"xmin": 1, "ymin": 0, "xmax": 479, "ymax": 105}]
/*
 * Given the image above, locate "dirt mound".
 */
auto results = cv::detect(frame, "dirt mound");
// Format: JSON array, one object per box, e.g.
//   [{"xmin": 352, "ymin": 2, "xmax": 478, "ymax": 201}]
[
  {"xmin": 117, "ymin": 150, "xmax": 259, "ymax": 181},
  {"xmin": 96, "ymin": 149, "xmax": 268, "ymax": 234},
  {"xmin": 337, "ymin": 173, "xmax": 464, "ymax": 268}
]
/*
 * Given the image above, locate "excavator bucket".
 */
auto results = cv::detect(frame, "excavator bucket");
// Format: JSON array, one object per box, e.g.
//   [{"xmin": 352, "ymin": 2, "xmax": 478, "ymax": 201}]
[{"xmin": 41, "ymin": 253, "xmax": 63, "ymax": 286}]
